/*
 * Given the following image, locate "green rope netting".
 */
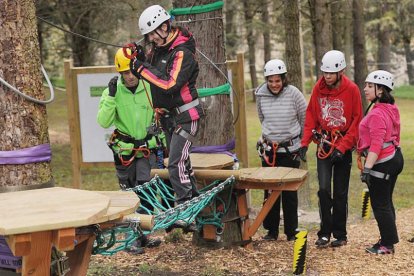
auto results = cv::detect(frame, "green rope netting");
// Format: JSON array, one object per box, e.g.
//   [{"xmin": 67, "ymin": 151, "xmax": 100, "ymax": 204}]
[
  {"xmin": 198, "ymin": 83, "xmax": 230, "ymax": 98},
  {"xmin": 92, "ymin": 175, "xmax": 235, "ymax": 255},
  {"xmin": 170, "ymin": 1, "xmax": 223, "ymax": 16}
]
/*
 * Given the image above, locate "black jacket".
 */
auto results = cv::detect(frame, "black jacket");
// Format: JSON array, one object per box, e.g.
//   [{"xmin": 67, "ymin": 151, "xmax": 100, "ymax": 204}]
[{"xmin": 138, "ymin": 27, "xmax": 203, "ymax": 124}]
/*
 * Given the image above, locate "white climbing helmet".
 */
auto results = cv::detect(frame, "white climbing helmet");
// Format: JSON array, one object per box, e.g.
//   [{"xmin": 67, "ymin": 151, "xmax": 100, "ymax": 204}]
[
  {"xmin": 263, "ymin": 59, "xmax": 287, "ymax": 77},
  {"xmin": 365, "ymin": 70, "xmax": 394, "ymax": 90},
  {"xmin": 138, "ymin": 5, "xmax": 171, "ymax": 35},
  {"xmin": 320, "ymin": 50, "xmax": 346, "ymax": 72}
]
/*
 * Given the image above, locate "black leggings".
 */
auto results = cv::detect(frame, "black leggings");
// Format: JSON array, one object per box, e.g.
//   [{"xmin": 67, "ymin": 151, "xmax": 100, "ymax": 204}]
[{"xmin": 368, "ymin": 148, "xmax": 404, "ymax": 246}]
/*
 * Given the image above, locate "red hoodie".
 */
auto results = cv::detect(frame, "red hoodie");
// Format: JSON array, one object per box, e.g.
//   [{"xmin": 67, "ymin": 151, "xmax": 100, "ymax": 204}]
[{"xmin": 301, "ymin": 75, "xmax": 363, "ymax": 153}]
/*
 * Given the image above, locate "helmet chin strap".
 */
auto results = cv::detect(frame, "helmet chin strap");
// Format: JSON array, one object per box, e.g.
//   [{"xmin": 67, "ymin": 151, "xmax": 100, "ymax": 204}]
[
  {"xmin": 154, "ymin": 29, "xmax": 169, "ymax": 45},
  {"xmin": 364, "ymin": 87, "xmax": 379, "ymax": 115}
]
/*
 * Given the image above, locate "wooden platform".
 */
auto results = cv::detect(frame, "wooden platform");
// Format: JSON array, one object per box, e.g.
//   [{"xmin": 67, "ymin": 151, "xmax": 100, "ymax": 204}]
[
  {"xmin": 164, "ymin": 153, "xmax": 235, "ymax": 169},
  {"xmin": 0, "ymin": 188, "xmax": 139, "ymax": 276}
]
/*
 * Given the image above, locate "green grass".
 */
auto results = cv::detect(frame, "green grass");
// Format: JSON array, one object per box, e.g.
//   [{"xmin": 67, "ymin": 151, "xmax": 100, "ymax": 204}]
[{"xmin": 393, "ymin": 85, "xmax": 414, "ymax": 99}]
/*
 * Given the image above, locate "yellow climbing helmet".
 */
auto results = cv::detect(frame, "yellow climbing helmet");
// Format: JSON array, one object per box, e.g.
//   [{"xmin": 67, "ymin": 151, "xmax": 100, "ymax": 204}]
[{"xmin": 114, "ymin": 48, "xmax": 131, "ymax": 72}]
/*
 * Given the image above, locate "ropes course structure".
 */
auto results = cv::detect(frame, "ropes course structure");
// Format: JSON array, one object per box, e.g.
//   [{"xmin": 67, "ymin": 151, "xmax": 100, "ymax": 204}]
[{"xmin": 92, "ymin": 175, "xmax": 235, "ymax": 255}]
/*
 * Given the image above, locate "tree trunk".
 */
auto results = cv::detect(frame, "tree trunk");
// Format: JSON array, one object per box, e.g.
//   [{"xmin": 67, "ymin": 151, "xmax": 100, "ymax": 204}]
[
  {"xmin": 243, "ymin": 0, "xmax": 259, "ymax": 99},
  {"xmin": 261, "ymin": 0, "xmax": 271, "ymax": 64},
  {"xmin": 331, "ymin": 0, "xmax": 352, "ymax": 78},
  {"xmin": 309, "ymin": 0, "xmax": 332, "ymax": 78},
  {"xmin": 352, "ymin": 0, "xmax": 368, "ymax": 110},
  {"xmin": 0, "ymin": 0, "xmax": 52, "ymax": 190},
  {"xmin": 398, "ymin": 1, "xmax": 414, "ymax": 85},
  {"xmin": 284, "ymin": 0, "xmax": 304, "ymax": 92},
  {"xmin": 377, "ymin": 2, "xmax": 391, "ymax": 72},
  {"xmin": 224, "ymin": 0, "xmax": 239, "ymax": 59},
  {"xmin": 172, "ymin": 0, "xmax": 239, "ymax": 246}
]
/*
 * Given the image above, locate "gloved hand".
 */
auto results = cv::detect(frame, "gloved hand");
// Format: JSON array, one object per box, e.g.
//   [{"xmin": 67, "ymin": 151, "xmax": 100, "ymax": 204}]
[
  {"xmin": 360, "ymin": 167, "xmax": 371, "ymax": 186},
  {"xmin": 298, "ymin": 146, "xmax": 308, "ymax": 162},
  {"xmin": 134, "ymin": 44, "xmax": 146, "ymax": 62},
  {"xmin": 108, "ymin": 76, "xmax": 118, "ymax": 97},
  {"xmin": 130, "ymin": 57, "xmax": 144, "ymax": 78},
  {"xmin": 330, "ymin": 149, "xmax": 344, "ymax": 163}
]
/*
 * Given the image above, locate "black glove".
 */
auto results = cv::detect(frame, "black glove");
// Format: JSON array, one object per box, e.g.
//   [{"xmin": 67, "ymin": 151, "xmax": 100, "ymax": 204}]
[
  {"xmin": 360, "ymin": 167, "xmax": 371, "ymax": 186},
  {"xmin": 330, "ymin": 149, "xmax": 344, "ymax": 163},
  {"xmin": 108, "ymin": 76, "xmax": 118, "ymax": 97},
  {"xmin": 298, "ymin": 146, "xmax": 308, "ymax": 162},
  {"xmin": 130, "ymin": 57, "xmax": 144, "ymax": 78},
  {"xmin": 134, "ymin": 44, "xmax": 146, "ymax": 62}
]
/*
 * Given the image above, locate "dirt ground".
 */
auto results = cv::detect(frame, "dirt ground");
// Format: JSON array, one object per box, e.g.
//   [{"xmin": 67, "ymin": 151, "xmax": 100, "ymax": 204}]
[{"xmin": 89, "ymin": 207, "xmax": 414, "ymax": 275}]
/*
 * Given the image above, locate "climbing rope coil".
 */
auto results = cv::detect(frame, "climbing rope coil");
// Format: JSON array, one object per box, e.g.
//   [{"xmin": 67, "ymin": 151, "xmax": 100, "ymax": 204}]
[{"xmin": 92, "ymin": 175, "xmax": 235, "ymax": 255}]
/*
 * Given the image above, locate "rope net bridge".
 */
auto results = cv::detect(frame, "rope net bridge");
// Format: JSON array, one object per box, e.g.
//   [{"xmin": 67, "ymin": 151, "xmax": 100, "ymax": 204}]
[{"xmin": 92, "ymin": 175, "xmax": 235, "ymax": 255}]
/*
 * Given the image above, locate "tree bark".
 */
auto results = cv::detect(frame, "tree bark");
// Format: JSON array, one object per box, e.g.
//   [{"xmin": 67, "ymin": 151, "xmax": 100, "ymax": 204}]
[
  {"xmin": 309, "ymin": 0, "xmax": 332, "ymax": 78},
  {"xmin": 284, "ymin": 0, "xmax": 304, "ymax": 92},
  {"xmin": 0, "ymin": 0, "xmax": 52, "ymax": 189},
  {"xmin": 352, "ymin": 0, "xmax": 368, "ymax": 110},
  {"xmin": 172, "ymin": 0, "xmax": 239, "ymax": 246}
]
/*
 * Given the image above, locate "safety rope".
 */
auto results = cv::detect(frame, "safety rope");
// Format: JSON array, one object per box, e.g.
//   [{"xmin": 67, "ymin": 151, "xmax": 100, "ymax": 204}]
[
  {"xmin": 170, "ymin": 1, "xmax": 224, "ymax": 16},
  {"xmin": 92, "ymin": 176, "xmax": 235, "ymax": 255},
  {"xmin": 0, "ymin": 65, "xmax": 55, "ymax": 104}
]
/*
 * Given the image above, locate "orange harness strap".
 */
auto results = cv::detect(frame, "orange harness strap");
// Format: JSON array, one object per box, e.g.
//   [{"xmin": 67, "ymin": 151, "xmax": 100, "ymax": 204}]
[{"xmin": 314, "ymin": 129, "xmax": 343, "ymax": 159}]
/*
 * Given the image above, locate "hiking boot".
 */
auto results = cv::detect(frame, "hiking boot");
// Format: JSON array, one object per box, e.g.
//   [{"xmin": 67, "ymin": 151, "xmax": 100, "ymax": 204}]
[
  {"xmin": 315, "ymin": 236, "xmax": 330, "ymax": 248},
  {"xmin": 183, "ymin": 221, "xmax": 198, "ymax": 233},
  {"xmin": 366, "ymin": 243, "xmax": 394, "ymax": 254},
  {"xmin": 141, "ymin": 235, "xmax": 162, "ymax": 248},
  {"xmin": 173, "ymin": 220, "xmax": 198, "ymax": 232},
  {"xmin": 330, "ymin": 239, "xmax": 347, "ymax": 247},
  {"xmin": 125, "ymin": 245, "xmax": 145, "ymax": 255},
  {"xmin": 263, "ymin": 231, "xmax": 278, "ymax": 241}
]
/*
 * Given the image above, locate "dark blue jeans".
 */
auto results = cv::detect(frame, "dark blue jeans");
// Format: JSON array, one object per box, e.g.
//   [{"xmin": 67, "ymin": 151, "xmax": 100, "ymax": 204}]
[
  {"xmin": 368, "ymin": 148, "xmax": 404, "ymax": 246},
  {"xmin": 316, "ymin": 150, "xmax": 352, "ymax": 240},
  {"xmin": 262, "ymin": 152, "xmax": 299, "ymax": 238}
]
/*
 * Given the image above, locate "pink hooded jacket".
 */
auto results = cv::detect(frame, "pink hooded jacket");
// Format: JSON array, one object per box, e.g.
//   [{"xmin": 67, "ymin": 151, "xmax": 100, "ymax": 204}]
[{"xmin": 358, "ymin": 103, "xmax": 400, "ymax": 162}]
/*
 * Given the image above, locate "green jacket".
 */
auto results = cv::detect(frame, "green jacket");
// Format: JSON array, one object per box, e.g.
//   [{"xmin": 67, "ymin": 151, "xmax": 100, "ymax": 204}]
[{"xmin": 97, "ymin": 77, "xmax": 159, "ymax": 156}]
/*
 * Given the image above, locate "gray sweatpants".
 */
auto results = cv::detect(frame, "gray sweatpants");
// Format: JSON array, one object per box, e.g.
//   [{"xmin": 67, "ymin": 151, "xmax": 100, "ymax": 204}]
[{"xmin": 164, "ymin": 120, "xmax": 199, "ymax": 204}]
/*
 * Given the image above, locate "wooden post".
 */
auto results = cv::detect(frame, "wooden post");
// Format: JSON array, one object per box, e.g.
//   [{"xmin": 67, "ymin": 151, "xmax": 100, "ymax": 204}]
[
  {"xmin": 64, "ymin": 60, "xmax": 82, "ymax": 189},
  {"xmin": 227, "ymin": 52, "xmax": 249, "ymax": 168}
]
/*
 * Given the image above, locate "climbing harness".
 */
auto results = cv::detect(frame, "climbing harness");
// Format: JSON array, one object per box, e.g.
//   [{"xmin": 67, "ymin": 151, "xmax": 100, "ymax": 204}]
[
  {"xmin": 107, "ymin": 129, "xmax": 151, "ymax": 167},
  {"xmin": 357, "ymin": 142, "xmax": 396, "ymax": 181},
  {"xmin": 312, "ymin": 129, "xmax": 343, "ymax": 159},
  {"xmin": 257, "ymin": 137, "xmax": 300, "ymax": 166}
]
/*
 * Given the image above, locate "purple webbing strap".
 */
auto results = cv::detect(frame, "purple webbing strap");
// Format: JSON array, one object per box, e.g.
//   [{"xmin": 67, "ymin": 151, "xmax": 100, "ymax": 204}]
[
  {"xmin": 192, "ymin": 139, "xmax": 237, "ymax": 160},
  {"xmin": 0, "ymin": 143, "xmax": 51, "ymax": 165}
]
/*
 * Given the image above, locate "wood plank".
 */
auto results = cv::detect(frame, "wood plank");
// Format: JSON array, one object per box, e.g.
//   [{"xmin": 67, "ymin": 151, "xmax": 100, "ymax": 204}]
[
  {"xmin": 93, "ymin": 191, "xmax": 140, "ymax": 223},
  {"xmin": 66, "ymin": 235, "xmax": 95, "ymax": 276},
  {"xmin": 0, "ymin": 188, "xmax": 110, "ymax": 235},
  {"xmin": 22, "ymin": 231, "xmax": 53, "ymax": 276},
  {"xmin": 52, "ymin": 228, "xmax": 76, "ymax": 252},
  {"xmin": 164, "ymin": 153, "xmax": 234, "ymax": 169}
]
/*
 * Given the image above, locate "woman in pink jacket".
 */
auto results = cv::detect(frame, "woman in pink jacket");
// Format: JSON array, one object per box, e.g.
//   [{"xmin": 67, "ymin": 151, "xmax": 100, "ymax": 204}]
[{"xmin": 358, "ymin": 70, "xmax": 404, "ymax": 254}]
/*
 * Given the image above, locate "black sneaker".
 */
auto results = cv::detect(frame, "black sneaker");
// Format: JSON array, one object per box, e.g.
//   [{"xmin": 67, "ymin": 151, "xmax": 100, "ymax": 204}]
[
  {"xmin": 263, "ymin": 231, "xmax": 278, "ymax": 241},
  {"xmin": 330, "ymin": 239, "xmax": 347, "ymax": 247},
  {"xmin": 366, "ymin": 243, "xmax": 394, "ymax": 254},
  {"xmin": 141, "ymin": 235, "xmax": 162, "ymax": 248},
  {"xmin": 287, "ymin": 235, "xmax": 296, "ymax": 241},
  {"xmin": 184, "ymin": 221, "xmax": 198, "ymax": 233},
  {"xmin": 315, "ymin": 236, "xmax": 330, "ymax": 248}
]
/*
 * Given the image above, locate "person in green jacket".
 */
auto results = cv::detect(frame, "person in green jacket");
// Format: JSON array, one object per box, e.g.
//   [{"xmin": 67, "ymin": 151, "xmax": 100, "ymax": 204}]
[{"xmin": 97, "ymin": 47, "xmax": 163, "ymax": 253}]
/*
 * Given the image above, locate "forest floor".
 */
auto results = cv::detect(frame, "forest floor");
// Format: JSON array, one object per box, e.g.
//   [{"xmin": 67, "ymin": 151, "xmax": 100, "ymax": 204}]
[{"xmin": 88, "ymin": 207, "xmax": 414, "ymax": 275}]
